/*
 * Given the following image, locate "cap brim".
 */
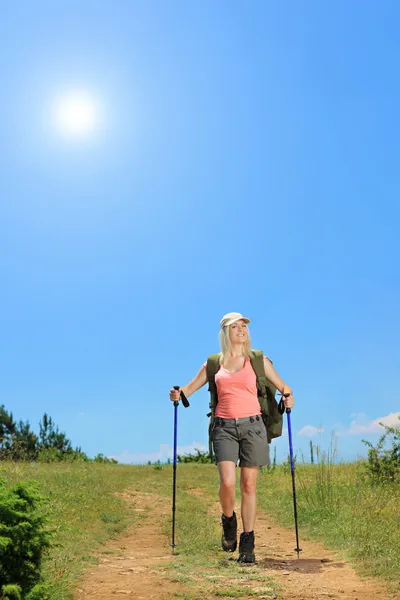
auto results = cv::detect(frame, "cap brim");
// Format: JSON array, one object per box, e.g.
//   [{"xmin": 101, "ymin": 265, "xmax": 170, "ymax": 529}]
[{"xmin": 223, "ymin": 316, "xmax": 251, "ymax": 327}]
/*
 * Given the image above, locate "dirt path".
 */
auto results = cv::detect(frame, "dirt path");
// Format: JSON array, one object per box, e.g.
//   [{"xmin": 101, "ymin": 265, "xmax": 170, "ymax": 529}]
[
  {"xmin": 191, "ymin": 489, "xmax": 389, "ymax": 600},
  {"xmin": 74, "ymin": 490, "xmax": 180, "ymax": 599},
  {"xmin": 75, "ymin": 488, "xmax": 394, "ymax": 600},
  {"xmin": 247, "ymin": 512, "xmax": 386, "ymax": 600}
]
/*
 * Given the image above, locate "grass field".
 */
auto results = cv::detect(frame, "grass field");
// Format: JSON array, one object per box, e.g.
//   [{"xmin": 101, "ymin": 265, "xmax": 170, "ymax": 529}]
[
  {"xmin": 148, "ymin": 462, "xmax": 400, "ymax": 593},
  {"xmin": 1, "ymin": 459, "xmax": 399, "ymax": 598},
  {"xmin": 1, "ymin": 462, "xmax": 142, "ymax": 599},
  {"xmin": 258, "ymin": 461, "xmax": 400, "ymax": 583}
]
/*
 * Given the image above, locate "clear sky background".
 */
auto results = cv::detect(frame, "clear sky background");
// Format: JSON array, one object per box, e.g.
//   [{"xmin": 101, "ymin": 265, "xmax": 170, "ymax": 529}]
[{"xmin": 1, "ymin": 1, "xmax": 399, "ymax": 464}]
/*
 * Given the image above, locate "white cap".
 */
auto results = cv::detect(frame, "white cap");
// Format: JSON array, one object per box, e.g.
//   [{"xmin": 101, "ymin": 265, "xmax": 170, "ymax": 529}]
[{"xmin": 220, "ymin": 312, "xmax": 251, "ymax": 329}]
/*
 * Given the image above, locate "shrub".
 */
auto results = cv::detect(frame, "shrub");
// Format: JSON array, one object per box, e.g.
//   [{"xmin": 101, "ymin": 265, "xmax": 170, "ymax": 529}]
[
  {"xmin": 1, "ymin": 584, "xmax": 22, "ymax": 600},
  {"xmin": 177, "ymin": 449, "xmax": 213, "ymax": 464},
  {"xmin": 93, "ymin": 453, "xmax": 118, "ymax": 464},
  {"xmin": 280, "ymin": 452, "xmax": 297, "ymax": 475},
  {"xmin": 36, "ymin": 448, "xmax": 89, "ymax": 463},
  {"xmin": 0, "ymin": 480, "xmax": 51, "ymax": 597},
  {"xmin": 25, "ymin": 584, "xmax": 52, "ymax": 600},
  {"xmin": 363, "ymin": 417, "xmax": 400, "ymax": 483}
]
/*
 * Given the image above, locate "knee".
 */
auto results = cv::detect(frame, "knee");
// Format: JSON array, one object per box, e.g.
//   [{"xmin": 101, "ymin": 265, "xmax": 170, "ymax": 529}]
[
  {"xmin": 220, "ymin": 479, "xmax": 235, "ymax": 493},
  {"xmin": 241, "ymin": 479, "xmax": 257, "ymax": 496}
]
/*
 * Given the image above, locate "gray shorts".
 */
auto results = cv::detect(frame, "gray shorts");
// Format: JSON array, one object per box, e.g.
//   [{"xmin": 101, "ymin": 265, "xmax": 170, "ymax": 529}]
[{"xmin": 212, "ymin": 415, "xmax": 270, "ymax": 467}]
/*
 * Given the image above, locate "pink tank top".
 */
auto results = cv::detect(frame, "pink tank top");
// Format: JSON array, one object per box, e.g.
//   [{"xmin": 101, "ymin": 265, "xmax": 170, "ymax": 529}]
[{"xmin": 205, "ymin": 358, "xmax": 261, "ymax": 419}]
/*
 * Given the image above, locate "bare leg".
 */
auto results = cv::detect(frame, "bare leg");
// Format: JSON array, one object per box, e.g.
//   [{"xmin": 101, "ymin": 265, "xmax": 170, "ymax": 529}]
[
  {"xmin": 240, "ymin": 466, "xmax": 259, "ymax": 532},
  {"xmin": 217, "ymin": 461, "xmax": 236, "ymax": 516}
]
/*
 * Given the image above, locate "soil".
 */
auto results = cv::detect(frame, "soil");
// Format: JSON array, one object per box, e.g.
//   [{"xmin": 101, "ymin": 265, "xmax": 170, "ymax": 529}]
[{"xmin": 74, "ymin": 489, "xmax": 395, "ymax": 600}]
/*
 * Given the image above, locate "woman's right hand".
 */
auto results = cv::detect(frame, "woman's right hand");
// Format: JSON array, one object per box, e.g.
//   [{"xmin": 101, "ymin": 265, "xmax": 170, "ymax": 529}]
[{"xmin": 169, "ymin": 387, "xmax": 181, "ymax": 403}]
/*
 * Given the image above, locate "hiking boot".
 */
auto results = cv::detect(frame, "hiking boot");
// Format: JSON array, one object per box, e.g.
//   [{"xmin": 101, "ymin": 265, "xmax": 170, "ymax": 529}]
[
  {"xmin": 221, "ymin": 512, "xmax": 237, "ymax": 552},
  {"xmin": 238, "ymin": 531, "xmax": 256, "ymax": 564}
]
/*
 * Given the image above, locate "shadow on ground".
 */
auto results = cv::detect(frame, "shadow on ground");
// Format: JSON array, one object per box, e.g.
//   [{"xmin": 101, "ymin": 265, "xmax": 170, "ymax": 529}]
[{"xmin": 259, "ymin": 557, "xmax": 346, "ymax": 574}]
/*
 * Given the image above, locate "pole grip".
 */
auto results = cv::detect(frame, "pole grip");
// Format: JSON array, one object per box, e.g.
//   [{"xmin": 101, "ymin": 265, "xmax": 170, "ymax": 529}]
[
  {"xmin": 279, "ymin": 392, "xmax": 291, "ymax": 415},
  {"xmin": 173, "ymin": 386, "xmax": 190, "ymax": 408}
]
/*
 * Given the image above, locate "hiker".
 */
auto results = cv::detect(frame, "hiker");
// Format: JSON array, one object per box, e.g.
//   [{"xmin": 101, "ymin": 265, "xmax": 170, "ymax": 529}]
[{"xmin": 169, "ymin": 312, "xmax": 294, "ymax": 564}]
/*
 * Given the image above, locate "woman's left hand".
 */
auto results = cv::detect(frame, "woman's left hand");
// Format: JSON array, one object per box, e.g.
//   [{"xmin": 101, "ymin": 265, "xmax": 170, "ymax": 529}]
[{"xmin": 282, "ymin": 388, "xmax": 294, "ymax": 409}]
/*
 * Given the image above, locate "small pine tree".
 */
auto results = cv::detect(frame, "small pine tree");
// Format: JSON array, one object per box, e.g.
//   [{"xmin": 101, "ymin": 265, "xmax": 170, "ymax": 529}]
[
  {"xmin": 12, "ymin": 421, "xmax": 39, "ymax": 461},
  {"xmin": 0, "ymin": 480, "xmax": 51, "ymax": 595},
  {"xmin": 38, "ymin": 414, "xmax": 72, "ymax": 454},
  {"xmin": 0, "ymin": 406, "xmax": 17, "ymax": 458}
]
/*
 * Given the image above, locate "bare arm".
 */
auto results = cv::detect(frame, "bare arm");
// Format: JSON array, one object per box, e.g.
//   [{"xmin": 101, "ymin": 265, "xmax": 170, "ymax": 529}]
[
  {"xmin": 181, "ymin": 366, "xmax": 208, "ymax": 398},
  {"xmin": 169, "ymin": 365, "xmax": 208, "ymax": 402},
  {"xmin": 263, "ymin": 356, "xmax": 294, "ymax": 408}
]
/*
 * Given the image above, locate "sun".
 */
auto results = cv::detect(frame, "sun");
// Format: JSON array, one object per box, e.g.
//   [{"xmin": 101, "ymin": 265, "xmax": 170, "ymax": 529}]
[{"xmin": 53, "ymin": 91, "xmax": 99, "ymax": 138}]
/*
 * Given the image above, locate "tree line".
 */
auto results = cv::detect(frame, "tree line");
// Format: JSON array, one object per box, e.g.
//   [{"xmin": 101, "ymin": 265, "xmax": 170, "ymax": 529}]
[{"xmin": 0, "ymin": 404, "xmax": 116, "ymax": 463}]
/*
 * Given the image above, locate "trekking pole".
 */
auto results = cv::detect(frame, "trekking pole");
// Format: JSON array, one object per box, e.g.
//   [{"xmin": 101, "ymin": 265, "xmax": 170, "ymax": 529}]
[
  {"xmin": 279, "ymin": 393, "xmax": 302, "ymax": 559},
  {"xmin": 171, "ymin": 386, "xmax": 189, "ymax": 553}
]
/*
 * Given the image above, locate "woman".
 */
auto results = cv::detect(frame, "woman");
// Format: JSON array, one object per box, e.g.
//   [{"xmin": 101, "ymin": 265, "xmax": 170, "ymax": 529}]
[{"xmin": 169, "ymin": 311, "xmax": 294, "ymax": 564}]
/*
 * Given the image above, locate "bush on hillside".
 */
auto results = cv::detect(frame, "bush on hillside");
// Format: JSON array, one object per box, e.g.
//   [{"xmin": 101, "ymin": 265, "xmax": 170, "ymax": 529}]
[
  {"xmin": 1, "ymin": 584, "xmax": 23, "ymax": 600},
  {"xmin": 36, "ymin": 447, "xmax": 89, "ymax": 463},
  {"xmin": 363, "ymin": 417, "xmax": 400, "ymax": 483},
  {"xmin": 0, "ymin": 480, "xmax": 51, "ymax": 598},
  {"xmin": 93, "ymin": 453, "xmax": 118, "ymax": 464},
  {"xmin": 177, "ymin": 449, "xmax": 213, "ymax": 463},
  {"xmin": 25, "ymin": 583, "xmax": 52, "ymax": 600}
]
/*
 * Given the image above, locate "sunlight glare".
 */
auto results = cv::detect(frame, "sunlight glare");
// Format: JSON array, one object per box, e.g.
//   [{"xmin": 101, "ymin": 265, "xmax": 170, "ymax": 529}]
[{"xmin": 53, "ymin": 91, "xmax": 99, "ymax": 138}]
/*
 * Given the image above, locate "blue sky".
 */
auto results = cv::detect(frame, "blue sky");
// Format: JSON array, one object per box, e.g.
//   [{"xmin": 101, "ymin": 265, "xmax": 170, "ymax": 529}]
[{"xmin": 1, "ymin": 1, "xmax": 399, "ymax": 464}]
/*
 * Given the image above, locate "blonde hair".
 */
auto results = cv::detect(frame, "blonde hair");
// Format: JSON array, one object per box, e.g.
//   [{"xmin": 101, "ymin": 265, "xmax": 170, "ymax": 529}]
[{"xmin": 218, "ymin": 323, "xmax": 254, "ymax": 365}]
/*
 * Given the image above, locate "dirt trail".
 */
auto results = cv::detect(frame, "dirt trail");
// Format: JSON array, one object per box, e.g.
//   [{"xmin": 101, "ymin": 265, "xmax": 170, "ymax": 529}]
[
  {"xmin": 74, "ymin": 491, "xmax": 180, "ymax": 600},
  {"xmin": 190, "ymin": 489, "xmax": 389, "ymax": 600},
  {"xmin": 75, "ymin": 488, "xmax": 393, "ymax": 600}
]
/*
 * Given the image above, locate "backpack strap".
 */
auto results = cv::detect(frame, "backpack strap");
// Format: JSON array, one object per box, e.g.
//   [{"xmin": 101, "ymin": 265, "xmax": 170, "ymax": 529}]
[
  {"xmin": 206, "ymin": 353, "xmax": 221, "ymax": 414},
  {"xmin": 250, "ymin": 350, "xmax": 277, "ymax": 407},
  {"xmin": 250, "ymin": 350, "xmax": 275, "ymax": 396},
  {"xmin": 206, "ymin": 353, "xmax": 221, "ymax": 460},
  {"xmin": 250, "ymin": 350, "xmax": 282, "ymax": 444},
  {"xmin": 250, "ymin": 350, "xmax": 268, "ymax": 396}
]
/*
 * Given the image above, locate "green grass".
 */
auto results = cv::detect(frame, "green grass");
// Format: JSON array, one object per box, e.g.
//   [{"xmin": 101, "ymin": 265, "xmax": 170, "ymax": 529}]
[
  {"xmin": 0, "ymin": 462, "xmax": 146, "ymax": 600},
  {"xmin": 133, "ymin": 461, "xmax": 399, "ymax": 596},
  {"xmin": 113, "ymin": 463, "xmax": 279, "ymax": 599},
  {"xmin": 1, "ymin": 459, "xmax": 399, "ymax": 599},
  {"xmin": 258, "ymin": 460, "xmax": 400, "ymax": 587}
]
